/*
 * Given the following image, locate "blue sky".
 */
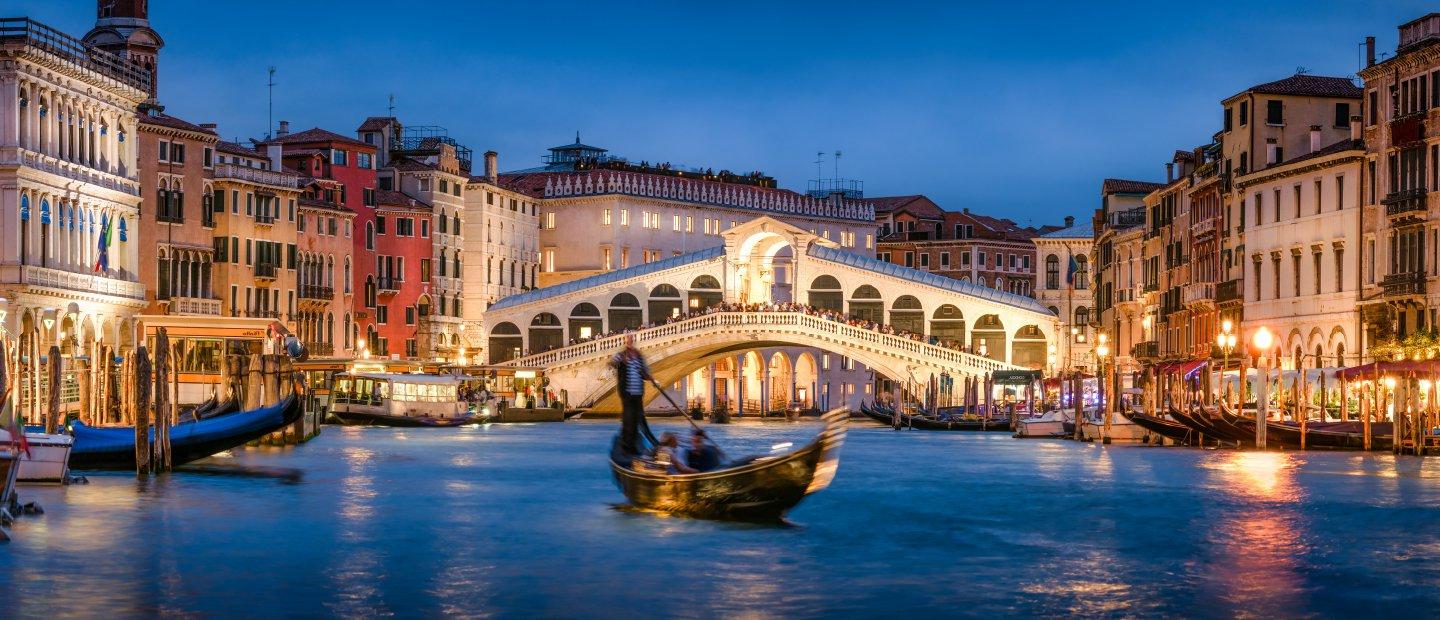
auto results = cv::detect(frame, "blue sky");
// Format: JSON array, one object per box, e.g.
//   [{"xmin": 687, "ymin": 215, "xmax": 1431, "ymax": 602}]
[{"xmin": 30, "ymin": 1, "xmax": 1437, "ymax": 226}]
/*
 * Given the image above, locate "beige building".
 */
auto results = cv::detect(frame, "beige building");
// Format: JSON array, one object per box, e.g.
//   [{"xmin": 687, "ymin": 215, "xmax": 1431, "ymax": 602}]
[
  {"xmin": 210, "ymin": 141, "xmax": 302, "ymax": 326},
  {"xmin": 1034, "ymin": 220, "xmax": 1094, "ymax": 375},
  {"xmin": 1094, "ymin": 179, "xmax": 1162, "ymax": 382},
  {"xmin": 1236, "ymin": 127, "xmax": 1364, "ymax": 368},
  {"xmin": 460, "ymin": 151, "xmax": 541, "ymax": 355},
  {"xmin": 1, "ymin": 18, "xmax": 149, "ymax": 422}
]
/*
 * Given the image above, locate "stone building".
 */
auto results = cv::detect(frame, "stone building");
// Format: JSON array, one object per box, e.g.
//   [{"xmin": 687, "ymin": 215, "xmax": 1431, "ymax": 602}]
[
  {"xmin": 209, "ymin": 141, "xmax": 301, "ymax": 325},
  {"xmin": 135, "ymin": 111, "xmax": 218, "ymax": 317},
  {"xmin": 1033, "ymin": 221, "xmax": 1094, "ymax": 375},
  {"xmin": 294, "ymin": 176, "xmax": 355, "ymax": 357},
  {"xmin": 1093, "ymin": 179, "xmax": 1163, "ymax": 383},
  {"xmin": 873, "ymin": 196, "xmax": 1053, "ymax": 298},
  {"xmin": 460, "ymin": 150, "xmax": 540, "ymax": 357},
  {"xmin": 1, "ymin": 17, "xmax": 149, "ymax": 422}
]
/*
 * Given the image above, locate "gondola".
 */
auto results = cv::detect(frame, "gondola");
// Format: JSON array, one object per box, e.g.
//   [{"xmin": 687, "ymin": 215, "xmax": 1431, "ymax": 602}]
[
  {"xmin": 609, "ymin": 407, "xmax": 847, "ymax": 521},
  {"xmin": 1171, "ymin": 405, "xmax": 1250, "ymax": 446},
  {"xmin": 563, "ymin": 409, "xmax": 586, "ymax": 420},
  {"xmin": 68, "ymin": 395, "xmax": 304, "ymax": 470},
  {"xmin": 860, "ymin": 402, "xmax": 1010, "ymax": 431},
  {"xmin": 1258, "ymin": 418, "xmax": 1395, "ymax": 451},
  {"xmin": 177, "ymin": 398, "xmax": 239, "ymax": 423},
  {"xmin": 1121, "ymin": 409, "xmax": 1195, "ymax": 445}
]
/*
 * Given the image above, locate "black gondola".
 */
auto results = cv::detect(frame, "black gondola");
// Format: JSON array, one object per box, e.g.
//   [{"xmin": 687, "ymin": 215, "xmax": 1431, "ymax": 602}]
[
  {"xmin": 1171, "ymin": 405, "xmax": 1250, "ymax": 446},
  {"xmin": 609, "ymin": 407, "xmax": 847, "ymax": 521},
  {"xmin": 860, "ymin": 402, "xmax": 1011, "ymax": 431},
  {"xmin": 69, "ymin": 395, "xmax": 304, "ymax": 470},
  {"xmin": 1121, "ymin": 409, "xmax": 1195, "ymax": 445}
]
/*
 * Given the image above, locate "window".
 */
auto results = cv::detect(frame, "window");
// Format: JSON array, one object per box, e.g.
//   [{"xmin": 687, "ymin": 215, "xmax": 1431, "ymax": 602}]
[
  {"xmin": 1239, "ymin": 101, "xmax": 1248, "ymax": 126},
  {"xmin": 602, "ymin": 209, "xmax": 612, "ymax": 226},
  {"xmin": 620, "ymin": 209, "xmax": 629, "ymax": 226},
  {"xmin": 158, "ymin": 140, "xmax": 169, "ymax": 162},
  {"xmin": 1314, "ymin": 251, "xmax": 1322, "ymax": 295},
  {"xmin": 331, "ymin": 149, "xmax": 348, "ymax": 166},
  {"xmin": 1335, "ymin": 247, "xmax": 1344, "ymax": 291},
  {"xmin": 672, "ymin": 214, "xmax": 680, "ymax": 231},
  {"xmin": 1335, "ymin": 102, "xmax": 1351, "ymax": 128},
  {"xmin": 396, "ymin": 218, "xmax": 414, "ymax": 237},
  {"xmin": 1045, "ymin": 254, "xmax": 1059, "ymax": 289},
  {"xmin": 602, "ymin": 247, "xmax": 612, "ymax": 270},
  {"xmin": 171, "ymin": 143, "xmax": 186, "ymax": 164},
  {"xmin": 904, "ymin": 252, "xmax": 914, "ymax": 267},
  {"xmin": 1314, "ymin": 180, "xmax": 1322, "ymax": 215},
  {"xmin": 202, "ymin": 147, "xmax": 213, "ymax": 168},
  {"xmin": 919, "ymin": 253, "xmax": 929, "ymax": 268},
  {"xmin": 358, "ymin": 153, "xmax": 372, "ymax": 169},
  {"xmin": 1368, "ymin": 90, "xmax": 1378, "ymax": 125},
  {"xmin": 365, "ymin": 222, "xmax": 375, "ymax": 250},
  {"xmin": 940, "ymin": 252, "xmax": 950, "ymax": 268},
  {"xmin": 545, "ymin": 212, "xmax": 556, "ymax": 229}
]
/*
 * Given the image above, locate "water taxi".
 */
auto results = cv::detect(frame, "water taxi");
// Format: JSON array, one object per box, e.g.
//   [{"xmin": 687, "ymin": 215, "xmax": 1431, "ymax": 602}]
[{"xmin": 329, "ymin": 373, "xmax": 474, "ymax": 427}]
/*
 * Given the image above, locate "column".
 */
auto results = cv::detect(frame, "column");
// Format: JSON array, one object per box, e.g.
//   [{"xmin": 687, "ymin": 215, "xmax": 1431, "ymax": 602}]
[
  {"xmin": 0, "ymin": 79, "xmax": 18, "ymax": 147},
  {"xmin": 735, "ymin": 354, "xmax": 744, "ymax": 415}
]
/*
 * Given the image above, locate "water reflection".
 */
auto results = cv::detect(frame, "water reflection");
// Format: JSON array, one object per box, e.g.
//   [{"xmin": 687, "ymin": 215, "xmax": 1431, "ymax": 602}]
[{"xmin": 1200, "ymin": 451, "xmax": 1309, "ymax": 616}]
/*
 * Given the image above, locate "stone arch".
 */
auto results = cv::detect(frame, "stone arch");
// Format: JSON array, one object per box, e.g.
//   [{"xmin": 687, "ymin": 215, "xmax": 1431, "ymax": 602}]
[
  {"xmin": 889, "ymin": 295, "xmax": 924, "ymax": 334},
  {"xmin": 807, "ymin": 274, "xmax": 843, "ymax": 311},
  {"xmin": 767, "ymin": 350, "xmax": 794, "ymax": 410},
  {"xmin": 688, "ymin": 274, "xmax": 722, "ymax": 310},
  {"xmin": 794, "ymin": 351, "xmax": 819, "ymax": 409},
  {"xmin": 528, "ymin": 312, "xmax": 563, "ymax": 354},
  {"xmin": 648, "ymin": 283, "xmax": 683, "ymax": 321},
  {"xmin": 971, "ymin": 314, "xmax": 1006, "ymax": 361},
  {"xmin": 849, "ymin": 284, "xmax": 883, "ymax": 322},
  {"xmin": 1012, "ymin": 324, "xmax": 1047, "ymax": 370},
  {"xmin": 608, "ymin": 292, "xmax": 642, "ymax": 331},
  {"xmin": 930, "ymin": 304, "xmax": 965, "ymax": 345},
  {"xmin": 488, "ymin": 322, "xmax": 522, "ymax": 363},
  {"xmin": 569, "ymin": 302, "xmax": 603, "ymax": 341}
]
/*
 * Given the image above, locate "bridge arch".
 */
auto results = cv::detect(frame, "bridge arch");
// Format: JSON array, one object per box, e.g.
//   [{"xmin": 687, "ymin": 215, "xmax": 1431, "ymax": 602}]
[
  {"xmin": 609, "ymin": 293, "xmax": 642, "ymax": 331},
  {"xmin": 1011, "ymin": 324, "xmax": 1048, "ymax": 370},
  {"xmin": 648, "ymin": 284, "xmax": 683, "ymax": 321},
  {"xmin": 488, "ymin": 322, "xmax": 521, "ymax": 363},
  {"xmin": 849, "ymin": 285, "xmax": 883, "ymax": 322},
  {"xmin": 529, "ymin": 312, "xmax": 563, "ymax": 354},
  {"xmin": 689, "ymin": 275, "xmax": 722, "ymax": 310},
  {"xmin": 931, "ymin": 304, "xmax": 965, "ymax": 345},
  {"xmin": 807, "ymin": 274, "xmax": 843, "ymax": 311},
  {"xmin": 569, "ymin": 302, "xmax": 603, "ymax": 341},
  {"xmin": 972, "ymin": 314, "xmax": 1006, "ymax": 361},
  {"xmin": 890, "ymin": 295, "xmax": 924, "ymax": 334}
]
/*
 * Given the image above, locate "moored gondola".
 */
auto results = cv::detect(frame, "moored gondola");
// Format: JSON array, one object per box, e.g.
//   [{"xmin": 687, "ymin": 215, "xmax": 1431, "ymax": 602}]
[
  {"xmin": 1121, "ymin": 409, "xmax": 1195, "ymax": 445},
  {"xmin": 860, "ymin": 402, "xmax": 1010, "ymax": 431},
  {"xmin": 69, "ymin": 395, "xmax": 304, "ymax": 470},
  {"xmin": 610, "ymin": 407, "xmax": 847, "ymax": 521}
]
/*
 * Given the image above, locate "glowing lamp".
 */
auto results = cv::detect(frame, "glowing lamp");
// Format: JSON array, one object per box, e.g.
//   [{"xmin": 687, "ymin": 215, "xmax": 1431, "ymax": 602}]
[
  {"xmin": 1252, "ymin": 327, "xmax": 1273, "ymax": 353},
  {"xmin": 1222, "ymin": 318, "xmax": 1233, "ymax": 333}
]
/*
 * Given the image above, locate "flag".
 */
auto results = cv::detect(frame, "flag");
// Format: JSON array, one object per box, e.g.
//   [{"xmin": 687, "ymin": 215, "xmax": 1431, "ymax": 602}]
[
  {"xmin": 1065, "ymin": 254, "xmax": 1079, "ymax": 284},
  {"xmin": 94, "ymin": 213, "xmax": 112, "ymax": 273}
]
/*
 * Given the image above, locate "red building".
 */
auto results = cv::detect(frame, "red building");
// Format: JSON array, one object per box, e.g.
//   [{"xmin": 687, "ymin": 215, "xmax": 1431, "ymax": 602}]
[
  {"xmin": 873, "ymin": 196, "xmax": 1059, "ymax": 297},
  {"xmin": 260, "ymin": 123, "xmax": 396, "ymax": 355},
  {"xmin": 370, "ymin": 190, "xmax": 434, "ymax": 357}
]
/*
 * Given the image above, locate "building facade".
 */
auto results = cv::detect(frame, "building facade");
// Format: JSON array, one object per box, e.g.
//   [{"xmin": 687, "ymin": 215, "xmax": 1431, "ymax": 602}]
[
  {"xmin": 1, "ymin": 18, "xmax": 149, "ymax": 423},
  {"xmin": 136, "ymin": 111, "xmax": 218, "ymax": 317},
  {"xmin": 1033, "ymin": 221, "xmax": 1094, "ymax": 375},
  {"xmin": 460, "ymin": 151, "xmax": 540, "ymax": 356},
  {"xmin": 295, "ymin": 177, "xmax": 355, "ymax": 358},
  {"xmin": 209, "ymin": 141, "xmax": 301, "ymax": 325},
  {"xmin": 1093, "ymin": 179, "xmax": 1163, "ymax": 382},
  {"xmin": 874, "ymin": 196, "xmax": 1052, "ymax": 299}
]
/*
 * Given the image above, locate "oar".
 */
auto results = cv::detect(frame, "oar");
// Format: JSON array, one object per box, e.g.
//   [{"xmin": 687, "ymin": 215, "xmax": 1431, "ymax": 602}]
[{"xmin": 648, "ymin": 378, "xmax": 726, "ymax": 458}]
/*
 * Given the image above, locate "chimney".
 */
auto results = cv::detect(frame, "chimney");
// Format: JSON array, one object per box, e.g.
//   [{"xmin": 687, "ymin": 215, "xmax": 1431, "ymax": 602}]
[
  {"xmin": 1165, "ymin": 162, "xmax": 1174, "ymax": 183},
  {"xmin": 484, "ymin": 150, "xmax": 498, "ymax": 183},
  {"xmin": 1064, "ymin": 215, "xmax": 1075, "ymax": 228},
  {"xmin": 199, "ymin": 123, "xmax": 217, "ymax": 131},
  {"xmin": 267, "ymin": 144, "xmax": 283, "ymax": 171},
  {"xmin": 1366, "ymin": 36, "xmax": 1376, "ymax": 68},
  {"xmin": 1351, "ymin": 115, "xmax": 1362, "ymax": 142},
  {"xmin": 1309, "ymin": 124, "xmax": 1322, "ymax": 153},
  {"xmin": 1266, "ymin": 138, "xmax": 1279, "ymax": 166},
  {"xmin": 276, "ymin": 120, "xmax": 290, "ymax": 137}
]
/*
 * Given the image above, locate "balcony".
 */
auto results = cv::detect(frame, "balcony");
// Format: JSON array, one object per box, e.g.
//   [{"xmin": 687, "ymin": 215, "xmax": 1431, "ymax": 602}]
[
  {"xmin": 299, "ymin": 285, "xmax": 334, "ymax": 301},
  {"xmin": 10, "ymin": 264, "xmax": 144, "ymax": 300},
  {"xmin": 1182, "ymin": 282, "xmax": 1215, "ymax": 308},
  {"xmin": 231, "ymin": 308, "xmax": 280, "ymax": 319},
  {"xmin": 1382, "ymin": 271, "xmax": 1426, "ymax": 298},
  {"xmin": 253, "ymin": 263, "xmax": 278, "ymax": 280},
  {"xmin": 1389, "ymin": 113, "xmax": 1425, "ymax": 148},
  {"xmin": 255, "ymin": 212, "xmax": 277, "ymax": 226},
  {"xmin": 1142, "ymin": 281, "xmax": 1159, "ymax": 293},
  {"xmin": 1216, "ymin": 279, "xmax": 1242, "ymax": 304},
  {"xmin": 377, "ymin": 277, "xmax": 400, "ymax": 294},
  {"xmin": 1133, "ymin": 341, "xmax": 1159, "ymax": 360},
  {"xmin": 1191, "ymin": 218, "xmax": 1217, "ymax": 238},
  {"xmin": 1116, "ymin": 286, "xmax": 1142, "ymax": 308},
  {"xmin": 212, "ymin": 162, "xmax": 299, "ymax": 189},
  {"xmin": 1383, "ymin": 188, "xmax": 1427, "ymax": 219},
  {"xmin": 167, "ymin": 296, "xmax": 220, "ymax": 316},
  {"xmin": 304, "ymin": 342, "xmax": 334, "ymax": 357}
]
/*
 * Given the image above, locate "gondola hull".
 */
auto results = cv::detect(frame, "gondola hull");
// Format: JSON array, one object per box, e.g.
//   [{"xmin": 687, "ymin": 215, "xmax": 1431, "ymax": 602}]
[
  {"xmin": 328, "ymin": 409, "xmax": 475, "ymax": 428},
  {"xmin": 1122, "ymin": 410, "xmax": 1194, "ymax": 445},
  {"xmin": 859, "ymin": 403, "xmax": 1009, "ymax": 431},
  {"xmin": 610, "ymin": 408, "xmax": 847, "ymax": 521},
  {"xmin": 69, "ymin": 396, "xmax": 304, "ymax": 470}
]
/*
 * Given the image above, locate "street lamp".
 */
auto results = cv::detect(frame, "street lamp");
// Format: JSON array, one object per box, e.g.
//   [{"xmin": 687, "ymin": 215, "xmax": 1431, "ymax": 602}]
[
  {"xmin": 1096, "ymin": 333, "xmax": 1111, "ymax": 444},
  {"xmin": 1252, "ymin": 326, "xmax": 1274, "ymax": 449},
  {"xmin": 1216, "ymin": 319, "xmax": 1236, "ymax": 409}
]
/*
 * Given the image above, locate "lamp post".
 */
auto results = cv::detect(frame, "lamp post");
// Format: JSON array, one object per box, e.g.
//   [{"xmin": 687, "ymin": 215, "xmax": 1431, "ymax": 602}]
[
  {"xmin": 1215, "ymin": 319, "xmax": 1236, "ymax": 408},
  {"xmin": 1096, "ymin": 333, "xmax": 1111, "ymax": 443},
  {"xmin": 1252, "ymin": 326, "xmax": 1274, "ymax": 449}
]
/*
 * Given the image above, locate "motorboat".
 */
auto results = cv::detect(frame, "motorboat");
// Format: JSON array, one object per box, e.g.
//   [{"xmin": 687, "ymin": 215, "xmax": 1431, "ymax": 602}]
[
  {"xmin": 0, "ymin": 429, "xmax": 72, "ymax": 483},
  {"xmin": 329, "ymin": 373, "xmax": 476, "ymax": 427},
  {"xmin": 1014, "ymin": 409, "xmax": 1074, "ymax": 438}
]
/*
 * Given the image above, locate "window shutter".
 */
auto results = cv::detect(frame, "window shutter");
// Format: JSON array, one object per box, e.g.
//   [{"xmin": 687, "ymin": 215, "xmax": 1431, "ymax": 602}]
[{"xmin": 287, "ymin": 243, "xmax": 297, "ymax": 269}]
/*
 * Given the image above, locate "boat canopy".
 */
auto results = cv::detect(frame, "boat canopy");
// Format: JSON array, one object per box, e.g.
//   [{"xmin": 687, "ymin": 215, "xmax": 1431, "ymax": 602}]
[{"xmin": 1334, "ymin": 360, "xmax": 1440, "ymax": 380}]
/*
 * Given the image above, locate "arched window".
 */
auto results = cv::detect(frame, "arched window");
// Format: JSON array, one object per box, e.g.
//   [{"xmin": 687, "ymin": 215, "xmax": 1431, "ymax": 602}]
[
  {"xmin": 439, "ymin": 249, "xmax": 448, "ymax": 277},
  {"xmin": 1045, "ymin": 254, "xmax": 1059, "ymax": 289},
  {"xmin": 1075, "ymin": 255, "xmax": 1089, "ymax": 290},
  {"xmin": 365, "ymin": 221, "xmax": 375, "ymax": 250},
  {"xmin": 343, "ymin": 256, "xmax": 352, "ymax": 293}
]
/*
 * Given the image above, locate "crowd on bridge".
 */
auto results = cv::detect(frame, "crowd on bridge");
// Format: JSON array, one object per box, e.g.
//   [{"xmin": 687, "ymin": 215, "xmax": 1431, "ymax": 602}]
[{"xmin": 556, "ymin": 301, "xmax": 986, "ymax": 357}]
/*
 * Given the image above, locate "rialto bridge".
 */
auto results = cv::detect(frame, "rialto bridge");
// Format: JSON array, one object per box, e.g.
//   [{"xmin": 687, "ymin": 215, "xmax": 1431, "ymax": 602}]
[{"xmin": 483, "ymin": 218, "xmax": 1059, "ymax": 412}]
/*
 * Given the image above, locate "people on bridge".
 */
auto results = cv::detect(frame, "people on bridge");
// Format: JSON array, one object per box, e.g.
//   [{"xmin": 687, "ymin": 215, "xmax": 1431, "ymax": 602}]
[{"xmin": 611, "ymin": 334, "xmax": 652, "ymax": 456}]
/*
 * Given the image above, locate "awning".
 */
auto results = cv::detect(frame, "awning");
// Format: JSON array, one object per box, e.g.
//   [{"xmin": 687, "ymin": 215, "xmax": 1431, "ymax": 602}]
[
  {"xmin": 1336, "ymin": 360, "xmax": 1440, "ymax": 380},
  {"xmin": 1156, "ymin": 359, "xmax": 1207, "ymax": 377},
  {"xmin": 992, "ymin": 369, "xmax": 1042, "ymax": 385}
]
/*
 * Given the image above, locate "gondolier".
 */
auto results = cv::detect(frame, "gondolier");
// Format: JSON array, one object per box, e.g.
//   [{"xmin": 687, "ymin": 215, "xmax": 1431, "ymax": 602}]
[{"xmin": 612, "ymin": 334, "xmax": 651, "ymax": 455}]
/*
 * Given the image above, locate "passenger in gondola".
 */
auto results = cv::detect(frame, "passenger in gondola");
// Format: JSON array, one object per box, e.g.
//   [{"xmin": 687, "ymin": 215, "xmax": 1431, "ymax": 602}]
[
  {"xmin": 612, "ymin": 334, "xmax": 652, "ymax": 455},
  {"xmin": 686, "ymin": 429, "xmax": 721, "ymax": 472},
  {"xmin": 653, "ymin": 432, "xmax": 697, "ymax": 474}
]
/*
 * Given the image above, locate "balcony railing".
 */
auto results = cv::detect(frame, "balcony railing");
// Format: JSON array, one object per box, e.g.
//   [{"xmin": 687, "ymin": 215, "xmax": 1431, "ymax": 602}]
[
  {"xmin": 377, "ymin": 277, "xmax": 400, "ymax": 294},
  {"xmin": 1142, "ymin": 281, "xmax": 1159, "ymax": 293},
  {"xmin": 1384, "ymin": 188, "xmax": 1427, "ymax": 218},
  {"xmin": 1191, "ymin": 218, "xmax": 1217, "ymax": 238},
  {"xmin": 168, "ymin": 296, "xmax": 220, "ymax": 316},
  {"xmin": 0, "ymin": 18, "xmax": 152, "ymax": 93},
  {"xmin": 231, "ymin": 308, "xmax": 280, "ymax": 319},
  {"xmin": 255, "ymin": 213, "xmax": 277, "ymax": 226},
  {"xmin": 14, "ymin": 264, "xmax": 144, "ymax": 300},
  {"xmin": 299, "ymin": 285, "xmax": 334, "ymax": 300},
  {"xmin": 253, "ymin": 263, "xmax": 278, "ymax": 279},
  {"xmin": 1216, "ymin": 279, "xmax": 1242, "ymax": 304},
  {"xmin": 1382, "ymin": 271, "xmax": 1426, "ymax": 297},
  {"xmin": 1182, "ymin": 282, "xmax": 1215, "ymax": 307},
  {"xmin": 1133, "ymin": 341, "xmax": 1159, "ymax": 359},
  {"xmin": 304, "ymin": 342, "xmax": 334, "ymax": 357},
  {"xmin": 212, "ymin": 162, "xmax": 300, "ymax": 189},
  {"xmin": 1116, "ymin": 287, "xmax": 1140, "ymax": 305}
]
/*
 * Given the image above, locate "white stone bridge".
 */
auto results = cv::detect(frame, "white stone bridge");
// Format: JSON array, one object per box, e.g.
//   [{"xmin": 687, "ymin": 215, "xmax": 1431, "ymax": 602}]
[{"xmin": 483, "ymin": 218, "xmax": 1058, "ymax": 412}]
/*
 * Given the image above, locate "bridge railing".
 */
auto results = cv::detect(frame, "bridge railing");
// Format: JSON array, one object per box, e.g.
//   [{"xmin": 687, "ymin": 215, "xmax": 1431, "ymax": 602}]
[{"xmin": 506, "ymin": 312, "xmax": 1016, "ymax": 374}]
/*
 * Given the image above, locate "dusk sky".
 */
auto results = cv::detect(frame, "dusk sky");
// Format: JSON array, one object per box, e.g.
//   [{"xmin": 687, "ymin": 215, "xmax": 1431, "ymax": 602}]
[{"xmin": 32, "ymin": 1, "xmax": 1439, "ymax": 226}]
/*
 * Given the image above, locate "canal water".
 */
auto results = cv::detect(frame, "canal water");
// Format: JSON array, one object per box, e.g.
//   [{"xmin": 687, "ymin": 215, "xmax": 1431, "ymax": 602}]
[{"xmin": 5, "ymin": 420, "xmax": 1440, "ymax": 618}]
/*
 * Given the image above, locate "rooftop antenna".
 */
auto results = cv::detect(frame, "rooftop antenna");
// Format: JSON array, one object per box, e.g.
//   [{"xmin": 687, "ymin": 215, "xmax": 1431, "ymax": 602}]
[
  {"xmin": 387, "ymin": 93, "xmax": 395, "ymax": 117},
  {"xmin": 1296, "ymin": 66, "xmax": 1310, "ymax": 75},
  {"xmin": 814, "ymin": 151, "xmax": 825, "ymax": 182},
  {"xmin": 266, "ymin": 66, "xmax": 276, "ymax": 139},
  {"xmin": 833, "ymin": 150, "xmax": 842, "ymax": 179}
]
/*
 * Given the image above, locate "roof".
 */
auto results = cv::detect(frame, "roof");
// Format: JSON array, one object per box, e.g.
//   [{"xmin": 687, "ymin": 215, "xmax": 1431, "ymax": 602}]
[
  {"xmin": 549, "ymin": 134, "xmax": 607, "ymax": 152},
  {"xmin": 263, "ymin": 127, "xmax": 372, "ymax": 149},
  {"xmin": 870, "ymin": 195, "xmax": 945, "ymax": 219},
  {"xmin": 1037, "ymin": 222, "xmax": 1094, "ymax": 240},
  {"xmin": 390, "ymin": 157, "xmax": 438, "ymax": 172},
  {"xmin": 1249, "ymin": 138, "xmax": 1365, "ymax": 175},
  {"xmin": 375, "ymin": 189, "xmax": 429, "ymax": 209},
  {"xmin": 806, "ymin": 244, "xmax": 1053, "ymax": 315},
  {"xmin": 489, "ymin": 246, "xmax": 726, "ymax": 312},
  {"xmin": 1101, "ymin": 178, "xmax": 1166, "ymax": 196},
  {"xmin": 216, "ymin": 140, "xmax": 262, "ymax": 158},
  {"xmin": 1233, "ymin": 74, "xmax": 1361, "ymax": 100},
  {"xmin": 357, "ymin": 117, "xmax": 396, "ymax": 132},
  {"xmin": 138, "ymin": 111, "xmax": 215, "ymax": 136}
]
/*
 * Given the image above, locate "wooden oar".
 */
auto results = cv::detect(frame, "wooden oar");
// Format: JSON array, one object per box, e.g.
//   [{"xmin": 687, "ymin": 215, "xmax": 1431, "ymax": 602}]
[{"xmin": 649, "ymin": 378, "xmax": 726, "ymax": 458}]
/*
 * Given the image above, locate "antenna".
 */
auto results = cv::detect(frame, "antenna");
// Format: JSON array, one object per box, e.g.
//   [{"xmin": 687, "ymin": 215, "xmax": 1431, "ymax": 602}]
[
  {"xmin": 814, "ymin": 151, "xmax": 825, "ymax": 182},
  {"xmin": 266, "ymin": 66, "xmax": 276, "ymax": 139},
  {"xmin": 1296, "ymin": 66, "xmax": 1310, "ymax": 75},
  {"xmin": 387, "ymin": 93, "xmax": 395, "ymax": 117},
  {"xmin": 833, "ymin": 150, "xmax": 842, "ymax": 179}
]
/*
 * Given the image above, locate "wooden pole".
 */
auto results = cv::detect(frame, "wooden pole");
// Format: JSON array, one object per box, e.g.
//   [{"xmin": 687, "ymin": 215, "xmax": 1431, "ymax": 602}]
[
  {"xmin": 45, "ymin": 345, "xmax": 60, "ymax": 434},
  {"xmin": 133, "ymin": 347, "xmax": 151, "ymax": 476},
  {"xmin": 154, "ymin": 329, "xmax": 171, "ymax": 472}
]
